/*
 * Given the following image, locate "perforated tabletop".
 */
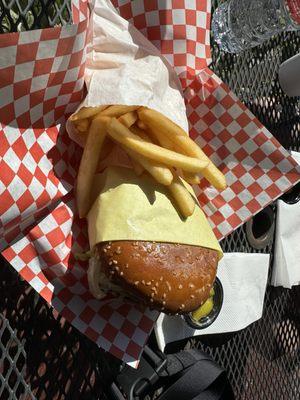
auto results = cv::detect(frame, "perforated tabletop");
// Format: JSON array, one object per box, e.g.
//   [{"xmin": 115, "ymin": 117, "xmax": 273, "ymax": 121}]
[{"xmin": 0, "ymin": 1, "xmax": 299, "ymax": 399}]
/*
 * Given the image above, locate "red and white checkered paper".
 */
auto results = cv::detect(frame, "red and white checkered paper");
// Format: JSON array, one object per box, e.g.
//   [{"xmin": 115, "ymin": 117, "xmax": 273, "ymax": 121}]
[{"xmin": 1, "ymin": 0, "xmax": 299, "ymax": 367}]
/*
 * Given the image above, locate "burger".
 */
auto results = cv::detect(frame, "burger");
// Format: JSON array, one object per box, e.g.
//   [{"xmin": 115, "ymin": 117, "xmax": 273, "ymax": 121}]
[
  {"xmin": 88, "ymin": 241, "xmax": 218, "ymax": 314},
  {"xmin": 86, "ymin": 166, "xmax": 222, "ymax": 316}
]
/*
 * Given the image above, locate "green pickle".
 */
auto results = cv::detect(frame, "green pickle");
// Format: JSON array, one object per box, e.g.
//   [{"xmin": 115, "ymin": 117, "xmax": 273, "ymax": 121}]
[{"xmin": 191, "ymin": 291, "xmax": 214, "ymax": 322}]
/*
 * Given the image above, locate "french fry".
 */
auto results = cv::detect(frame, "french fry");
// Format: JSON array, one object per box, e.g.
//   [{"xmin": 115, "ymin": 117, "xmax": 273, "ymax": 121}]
[
  {"xmin": 182, "ymin": 171, "xmax": 201, "ymax": 185},
  {"xmin": 130, "ymin": 157, "xmax": 144, "ymax": 176},
  {"xmin": 168, "ymin": 173, "xmax": 195, "ymax": 218},
  {"xmin": 138, "ymin": 108, "xmax": 227, "ymax": 190},
  {"xmin": 107, "ymin": 118, "xmax": 208, "ymax": 173},
  {"xmin": 137, "ymin": 120, "xmax": 147, "ymax": 130},
  {"xmin": 133, "ymin": 124, "xmax": 200, "ymax": 186},
  {"xmin": 130, "ymin": 125, "xmax": 159, "ymax": 145},
  {"xmin": 99, "ymin": 105, "xmax": 140, "ymax": 118},
  {"xmin": 118, "ymin": 111, "xmax": 138, "ymax": 128},
  {"xmin": 147, "ymin": 126, "xmax": 174, "ymax": 150},
  {"xmin": 130, "ymin": 126, "xmax": 151, "ymax": 143},
  {"xmin": 75, "ymin": 118, "xmax": 90, "ymax": 133},
  {"xmin": 70, "ymin": 106, "xmax": 107, "ymax": 121},
  {"xmin": 76, "ymin": 116, "xmax": 110, "ymax": 218},
  {"xmin": 123, "ymin": 147, "xmax": 173, "ymax": 185}
]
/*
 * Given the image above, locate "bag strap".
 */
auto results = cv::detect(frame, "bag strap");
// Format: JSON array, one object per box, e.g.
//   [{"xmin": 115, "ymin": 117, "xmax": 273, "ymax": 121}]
[{"xmin": 158, "ymin": 349, "xmax": 234, "ymax": 400}]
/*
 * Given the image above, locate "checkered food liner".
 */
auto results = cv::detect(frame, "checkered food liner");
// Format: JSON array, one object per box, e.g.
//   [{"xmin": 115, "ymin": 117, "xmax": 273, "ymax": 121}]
[{"xmin": 1, "ymin": 0, "xmax": 299, "ymax": 367}]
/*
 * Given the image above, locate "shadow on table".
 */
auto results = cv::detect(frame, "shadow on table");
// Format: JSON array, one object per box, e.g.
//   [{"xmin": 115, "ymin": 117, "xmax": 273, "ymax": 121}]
[{"xmin": 0, "ymin": 257, "xmax": 122, "ymax": 400}]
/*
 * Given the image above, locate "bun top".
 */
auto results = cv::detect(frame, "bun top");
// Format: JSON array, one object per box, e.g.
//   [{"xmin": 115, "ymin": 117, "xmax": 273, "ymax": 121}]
[{"xmin": 96, "ymin": 241, "xmax": 218, "ymax": 314}]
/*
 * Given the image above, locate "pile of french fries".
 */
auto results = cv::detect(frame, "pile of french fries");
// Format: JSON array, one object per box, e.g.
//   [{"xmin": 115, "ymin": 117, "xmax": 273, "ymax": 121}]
[{"xmin": 70, "ymin": 105, "xmax": 226, "ymax": 219}]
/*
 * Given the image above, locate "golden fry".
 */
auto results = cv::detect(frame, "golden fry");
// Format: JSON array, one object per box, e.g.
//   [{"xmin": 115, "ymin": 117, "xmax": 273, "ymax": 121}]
[
  {"xmin": 147, "ymin": 126, "xmax": 174, "ymax": 150},
  {"xmin": 138, "ymin": 108, "xmax": 227, "ymax": 190},
  {"xmin": 137, "ymin": 120, "xmax": 147, "ymax": 130},
  {"xmin": 130, "ymin": 158, "xmax": 144, "ymax": 176},
  {"xmin": 76, "ymin": 116, "xmax": 110, "ymax": 218},
  {"xmin": 75, "ymin": 118, "xmax": 90, "ymax": 133},
  {"xmin": 131, "ymin": 125, "xmax": 159, "ymax": 145},
  {"xmin": 100, "ymin": 105, "xmax": 140, "ymax": 118},
  {"xmin": 118, "ymin": 111, "xmax": 138, "ymax": 128},
  {"xmin": 107, "ymin": 118, "xmax": 208, "ymax": 173},
  {"xmin": 129, "ymin": 126, "xmax": 151, "ymax": 143},
  {"xmin": 182, "ymin": 171, "xmax": 200, "ymax": 185},
  {"xmin": 168, "ymin": 173, "xmax": 195, "ymax": 218},
  {"xmin": 124, "ymin": 147, "xmax": 173, "ymax": 186},
  {"xmin": 71, "ymin": 106, "xmax": 107, "ymax": 121}
]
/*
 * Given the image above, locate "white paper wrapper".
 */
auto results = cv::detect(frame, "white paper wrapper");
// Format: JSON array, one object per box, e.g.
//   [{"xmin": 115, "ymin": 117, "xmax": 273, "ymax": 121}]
[
  {"xmin": 155, "ymin": 252, "xmax": 270, "ymax": 351},
  {"xmin": 87, "ymin": 166, "xmax": 223, "ymax": 256},
  {"xmin": 66, "ymin": 0, "xmax": 188, "ymax": 145},
  {"xmin": 272, "ymin": 199, "xmax": 300, "ymax": 288}
]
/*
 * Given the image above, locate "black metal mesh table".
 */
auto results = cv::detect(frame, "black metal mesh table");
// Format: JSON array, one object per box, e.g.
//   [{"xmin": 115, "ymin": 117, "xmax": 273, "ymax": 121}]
[{"xmin": 0, "ymin": 1, "xmax": 299, "ymax": 399}]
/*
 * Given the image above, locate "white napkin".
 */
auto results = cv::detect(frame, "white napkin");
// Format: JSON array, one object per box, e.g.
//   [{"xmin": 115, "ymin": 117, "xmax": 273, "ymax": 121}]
[
  {"xmin": 155, "ymin": 252, "xmax": 270, "ymax": 351},
  {"xmin": 291, "ymin": 150, "xmax": 300, "ymax": 165},
  {"xmin": 271, "ymin": 151, "xmax": 300, "ymax": 289}
]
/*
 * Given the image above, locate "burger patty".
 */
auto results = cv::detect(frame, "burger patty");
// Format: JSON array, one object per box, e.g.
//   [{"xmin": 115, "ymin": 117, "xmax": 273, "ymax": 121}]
[{"xmin": 96, "ymin": 241, "xmax": 218, "ymax": 314}]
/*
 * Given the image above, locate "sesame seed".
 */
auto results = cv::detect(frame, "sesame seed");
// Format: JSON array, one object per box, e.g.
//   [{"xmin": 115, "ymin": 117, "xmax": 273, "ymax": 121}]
[
  {"xmin": 150, "ymin": 298, "xmax": 154, "ymax": 303},
  {"xmin": 115, "ymin": 247, "xmax": 122, "ymax": 255},
  {"xmin": 178, "ymin": 284, "xmax": 183, "ymax": 290},
  {"xmin": 181, "ymin": 304, "xmax": 185, "ymax": 309},
  {"xmin": 125, "ymin": 264, "xmax": 129, "ymax": 269},
  {"xmin": 151, "ymin": 293, "xmax": 155, "ymax": 298},
  {"xmin": 166, "ymin": 281, "xmax": 171, "ymax": 292},
  {"xmin": 120, "ymin": 271, "xmax": 123, "ymax": 276},
  {"xmin": 115, "ymin": 266, "xmax": 119, "ymax": 271},
  {"xmin": 151, "ymin": 287, "xmax": 157, "ymax": 293},
  {"xmin": 134, "ymin": 281, "xmax": 139, "ymax": 286},
  {"xmin": 189, "ymin": 283, "xmax": 195, "ymax": 289},
  {"xmin": 190, "ymin": 294, "xmax": 195, "ymax": 299},
  {"xmin": 155, "ymin": 282, "xmax": 159, "ymax": 288},
  {"xmin": 146, "ymin": 281, "xmax": 151, "ymax": 286},
  {"xmin": 162, "ymin": 301, "xmax": 166, "ymax": 306},
  {"xmin": 161, "ymin": 307, "xmax": 165, "ymax": 311},
  {"xmin": 142, "ymin": 280, "xmax": 145, "ymax": 285},
  {"xmin": 112, "ymin": 260, "xmax": 118, "ymax": 265},
  {"xmin": 103, "ymin": 248, "xmax": 107, "ymax": 253},
  {"xmin": 108, "ymin": 260, "xmax": 113, "ymax": 266},
  {"xmin": 160, "ymin": 276, "xmax": 163, "ymax": 281},
  {"xmin": 163, "ymin": 293, "xmax": 166, "ymax": 299}
]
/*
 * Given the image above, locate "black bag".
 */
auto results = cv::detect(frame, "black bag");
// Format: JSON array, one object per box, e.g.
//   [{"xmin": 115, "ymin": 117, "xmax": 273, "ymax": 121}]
[{"xmin": 110, "ymin": 346, "xmax": 235, "ymax": 400}]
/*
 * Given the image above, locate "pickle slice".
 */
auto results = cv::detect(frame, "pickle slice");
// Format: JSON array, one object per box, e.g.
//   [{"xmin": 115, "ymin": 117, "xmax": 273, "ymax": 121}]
[{"xmin": 192, "ymin": 297, "xmax": 214, "ymax": 321}]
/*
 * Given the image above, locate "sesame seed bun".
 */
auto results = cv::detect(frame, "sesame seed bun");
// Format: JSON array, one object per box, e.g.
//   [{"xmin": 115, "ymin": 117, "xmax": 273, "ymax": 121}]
[{"xmin": 91, "ymin": 241, "xmax": 218, "ymax": 314}]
